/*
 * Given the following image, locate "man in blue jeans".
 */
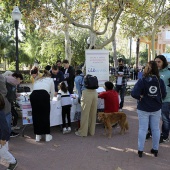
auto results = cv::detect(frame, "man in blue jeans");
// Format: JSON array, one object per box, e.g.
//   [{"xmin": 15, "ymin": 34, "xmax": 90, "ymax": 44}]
[
  {"xmin": 112, "ymin": 58, "xmax": 130, "ymax": 111},
  {"xmin": 155, "ymin": 55, "xmax": 170, "ymax": 143}
]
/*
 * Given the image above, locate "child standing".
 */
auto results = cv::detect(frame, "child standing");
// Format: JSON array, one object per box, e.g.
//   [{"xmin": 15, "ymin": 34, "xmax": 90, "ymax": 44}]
[{"xmin": 57, "ymin": 82, "xmax": 72, "ymax": 134}]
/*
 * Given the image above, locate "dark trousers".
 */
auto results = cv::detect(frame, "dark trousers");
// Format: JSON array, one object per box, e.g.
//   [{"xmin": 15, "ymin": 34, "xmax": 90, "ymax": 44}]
[
  {"xmin": 11, "ymin": 103, "xmax": 18, "ymax": 127},
  {"xmin": 161, "ymin": 102, "xmax": 170, "ymax": 139},
  {"xmin": 30, "ymin": 90, "xmax": 50, "ymax": 135},
  {"xmin": 115, "ymin": 85, "xmax": 126, "ymax": 109},
  {"xmin": 62, "ymin": 105, "xmax": 71, "ymax": 128}
]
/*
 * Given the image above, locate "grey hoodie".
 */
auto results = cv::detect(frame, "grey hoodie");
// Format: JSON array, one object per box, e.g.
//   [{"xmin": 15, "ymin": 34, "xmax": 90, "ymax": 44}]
[{"xmin": 0, "ymin": 74, "xmax": 11, "ymax": 114}]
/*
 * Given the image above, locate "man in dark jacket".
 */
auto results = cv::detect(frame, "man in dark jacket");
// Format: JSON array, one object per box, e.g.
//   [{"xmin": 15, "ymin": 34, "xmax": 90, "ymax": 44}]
[
  {"xmin": 50, "ymin": 64, "xmax": 64, "ymax": 96},
  {"xmin": 62, "ymin": 59, "xmax": 75, "ymax": 94}
]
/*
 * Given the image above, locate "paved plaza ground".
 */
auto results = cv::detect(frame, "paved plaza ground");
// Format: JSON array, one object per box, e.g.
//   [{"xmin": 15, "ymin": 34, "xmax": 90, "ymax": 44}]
[{"xmin": 0, "ymin": 94, "xmax": 170, "ymax": 170}]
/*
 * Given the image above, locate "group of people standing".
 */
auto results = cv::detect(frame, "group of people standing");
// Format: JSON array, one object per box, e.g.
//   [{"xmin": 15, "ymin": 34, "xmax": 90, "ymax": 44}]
[
  {"xmin": 30, "ymin": 55, "xmax": 170, "ymax": 159},
  {"xmin": 29, "ymin": 59, "xmax": 75, "ymax": 141},
  {"xmin": 0, "ymin": 54, "xmax": 169, "ymax": 170}
]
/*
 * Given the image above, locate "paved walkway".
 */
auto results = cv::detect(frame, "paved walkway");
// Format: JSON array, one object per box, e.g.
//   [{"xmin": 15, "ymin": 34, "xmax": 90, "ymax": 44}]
[{"xmin": 0, "ymin": 96, "xmax": 170, "ymax": 170}]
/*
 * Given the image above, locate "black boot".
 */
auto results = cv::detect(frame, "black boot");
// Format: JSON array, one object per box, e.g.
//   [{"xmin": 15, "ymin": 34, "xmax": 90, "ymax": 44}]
[
  {"xmin": 138, "ymin": 151, "xmax": 143, "ymax": 158},
  {"xmin": 150, "ymin": 149, "xmax": 158, "ymax": 157}
]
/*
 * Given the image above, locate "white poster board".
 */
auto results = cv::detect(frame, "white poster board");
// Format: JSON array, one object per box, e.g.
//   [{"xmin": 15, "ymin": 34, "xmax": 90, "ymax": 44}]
[
  {"xmin": 21, "ymin": 103, "xmax": 33, "ymax": 125},
  {"xmin": 85, "ymin": 50, "xmax": 109, "ymax": 85}
]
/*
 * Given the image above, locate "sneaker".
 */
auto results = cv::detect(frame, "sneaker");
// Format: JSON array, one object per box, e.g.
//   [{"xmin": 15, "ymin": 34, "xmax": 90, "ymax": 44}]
[
  {"xmin": 63, "ymin": 128, "xmax": 67, "ymax": 134},
  {"xmin": 75, "ymin": 131, "xmax": 83, "ymax": 137},
  {"xmin": 159, "ymin": 136, "xmax": 169, "ymax": 143},
  {"xmin": 67, "ymin": 127, "xmax": 71, "ymax": 133},
  {"xmin": 118, "ymin": 109, "xmax": 123, "ymax": 112},
  {"xmin": 35, "ymin": 135, "xmax": 42, "ymax": 142},
  {"xmin": 10, "ymin": 132, "xmax": 19, "ymax": 138},
  {"xmin": 11, "ymin": 126, "xmax": 21, "ymax": 130},
  {"xmin": 7, "ymin": 159, "xmax": 17, "ymax": 170},
  {"xmin": 45, "ymin": 134, "xmax": 52, "ymax": 142}
]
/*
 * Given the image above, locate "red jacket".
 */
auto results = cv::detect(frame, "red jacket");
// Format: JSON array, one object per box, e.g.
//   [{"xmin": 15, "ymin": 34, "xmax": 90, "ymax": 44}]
[{"xmin": 98, "ymin": 90, "xmax": 119, "ymax": 113}]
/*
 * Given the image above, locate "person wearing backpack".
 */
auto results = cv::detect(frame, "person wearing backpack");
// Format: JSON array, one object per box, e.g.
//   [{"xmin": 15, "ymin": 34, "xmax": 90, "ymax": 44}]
[
  {"xmin": 131, "ymin": 61, "xmax": 166, "ymax": 158},
  {"xmin": 75, "ymin": 74, "xmax": 98, "ymax": 137},
  {"xmin": 155, "ymin": 55, "xmax": 170, "ymax": 143}
]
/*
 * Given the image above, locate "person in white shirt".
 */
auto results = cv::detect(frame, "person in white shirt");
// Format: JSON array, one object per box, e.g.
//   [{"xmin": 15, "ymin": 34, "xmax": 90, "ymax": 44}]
[
  {"xmin": 30, "ymin": 70, "xmax": 55, "ymax": 142},
  {"xmin": 57, "ymin": 82, "xmax": 72, "ymax": 134}
]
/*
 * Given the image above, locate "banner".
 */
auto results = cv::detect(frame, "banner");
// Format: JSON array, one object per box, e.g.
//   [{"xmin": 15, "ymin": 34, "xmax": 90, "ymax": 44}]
[{"xmin": 85, "ymin": 50, "xmax": 109, "ymax": 85}]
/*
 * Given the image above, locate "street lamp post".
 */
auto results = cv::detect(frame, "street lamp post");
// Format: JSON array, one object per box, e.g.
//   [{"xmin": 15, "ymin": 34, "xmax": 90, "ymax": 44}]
[{"xmin": 12, "ymin": 6, "xmax": 21, "ymax": 72}]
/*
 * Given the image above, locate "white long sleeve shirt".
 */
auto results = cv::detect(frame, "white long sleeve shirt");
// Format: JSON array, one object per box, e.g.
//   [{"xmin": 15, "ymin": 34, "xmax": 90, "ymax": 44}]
[
  {"xmin": 33, "ymin": 77, "xmax": 55, "ymax": 98},
  {"xmin": 57, "ymin": 90, "xmax": 72, "ymax": 106}
]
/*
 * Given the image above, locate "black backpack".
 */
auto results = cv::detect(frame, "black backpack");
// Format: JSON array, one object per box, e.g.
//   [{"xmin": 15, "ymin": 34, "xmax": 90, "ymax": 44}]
[{"xmin": 84, "ymin": 74, "xmax": 99, "ymax": 89}]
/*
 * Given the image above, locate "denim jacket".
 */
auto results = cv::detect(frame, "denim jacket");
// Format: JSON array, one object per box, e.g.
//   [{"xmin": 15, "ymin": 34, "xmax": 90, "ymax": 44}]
[{"xmin": 74, "ymin": 74, "xmax": 86, "ymax": 99}]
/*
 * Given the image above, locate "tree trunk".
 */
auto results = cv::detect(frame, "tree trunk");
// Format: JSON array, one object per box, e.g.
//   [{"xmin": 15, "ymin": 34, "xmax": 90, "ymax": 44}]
[
  {"xmin": 64, "ymin": 25, "xmax": 72, "ymax": 64},
  {"xmin": 136, "ymin": 38, "xmax": 140, "ymax": 68},
  {"xmin": 112, "ymin": 38, "xmax": 117, "ymax": 68},
  {"xmin": 151, "ymin": 28, "xmax": 157, "ymax": 60},
  {"xmin": 129, "ymin": 37, "xmax": 132, "ymax": 66}
]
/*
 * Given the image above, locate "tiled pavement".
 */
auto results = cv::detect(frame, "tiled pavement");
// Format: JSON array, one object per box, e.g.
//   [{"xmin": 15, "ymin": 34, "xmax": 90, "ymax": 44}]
[{"xmin": 0, "ymin": 96, "xmax": 170, "ymax": 170}]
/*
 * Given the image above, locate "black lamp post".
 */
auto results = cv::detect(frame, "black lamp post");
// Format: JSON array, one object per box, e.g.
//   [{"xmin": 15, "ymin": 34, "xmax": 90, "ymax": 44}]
[{"xmin": 12, "ymin": 6, "xmax": 21, "ymax": 73}]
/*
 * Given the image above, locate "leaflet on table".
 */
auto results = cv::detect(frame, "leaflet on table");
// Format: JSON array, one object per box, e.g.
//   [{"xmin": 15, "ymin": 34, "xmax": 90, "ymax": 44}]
[
  {"xmin": 22, "ymin": 105, "xmax": 33, "ymax": 125},
  {"xmin": 96, "ymin": 87, "xmax": 105, "ymax": 93}
]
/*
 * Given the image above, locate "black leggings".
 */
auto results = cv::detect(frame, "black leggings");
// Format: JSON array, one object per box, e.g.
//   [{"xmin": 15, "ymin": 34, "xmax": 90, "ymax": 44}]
[{"xmin": 62, "ymin": 105, "xmax": 71, "ymax": 128}]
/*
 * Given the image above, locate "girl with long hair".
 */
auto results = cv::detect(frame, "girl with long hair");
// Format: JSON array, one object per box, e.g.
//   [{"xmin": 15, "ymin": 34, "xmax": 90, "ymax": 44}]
[
  {"xmin": 131, "ymin": 61, "xmax": 166, "ymax": 157},
  {"xmin": 57, "ymin": 82, "xmax": 72, "ymax": 134}
]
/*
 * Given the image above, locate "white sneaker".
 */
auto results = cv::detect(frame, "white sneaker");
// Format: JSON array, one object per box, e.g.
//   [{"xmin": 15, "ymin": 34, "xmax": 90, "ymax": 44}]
[
  {"xmin": 63, "ymin": 128, "xmax": 67, "ymax": 134},
  {"xmin": 118, "ymin": 109, "xmax": 123, "ymax": 112},
  {"xmin": 67, "ymin": 127, "xmax": 71, "ymax": 133},
  {"xmin": 35, "ymin": 135, "xmax": 42, "ymax": 142},
  {"xmin": 45, "ymin": 134, "xmax": 52, "ymax": 142}
]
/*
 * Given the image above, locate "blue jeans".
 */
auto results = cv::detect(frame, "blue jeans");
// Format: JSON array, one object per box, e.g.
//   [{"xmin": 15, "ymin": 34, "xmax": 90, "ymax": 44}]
[
  {"xmin": 5, "ymin": 112, "xmax": 12, "ymax": 135},
  {"xmin": 137, "ymin": 109, "xmax": 161, "ymax": 151},
  {"xmin": 161, "ymin": 102, "xmax": 170, "ymax": 139},
  {"xmin": 115, "ymin": 85, "xmax": 126, "ymax": 109}
]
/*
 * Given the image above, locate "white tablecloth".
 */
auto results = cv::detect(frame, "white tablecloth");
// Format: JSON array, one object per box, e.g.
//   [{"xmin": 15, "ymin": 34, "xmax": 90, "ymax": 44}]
[
  {"xmin": 18, "ymin": 93, "xmax": 104, "ymax": 127},
  {"xmin": 18, "ymin": 97, "xmax": 78, "ymax": 127}
]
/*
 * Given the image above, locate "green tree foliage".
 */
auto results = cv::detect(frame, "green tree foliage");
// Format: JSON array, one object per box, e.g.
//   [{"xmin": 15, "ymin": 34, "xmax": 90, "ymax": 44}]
[{"xmin": 140, "ymin": 49, "xmax": 148, "ymax": 66}]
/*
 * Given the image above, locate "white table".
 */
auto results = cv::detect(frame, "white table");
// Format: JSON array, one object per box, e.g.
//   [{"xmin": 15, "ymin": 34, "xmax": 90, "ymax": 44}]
[
  {"xmin": 18, "ymin": 93, "xmax": 104, "ymax": 136},
  {"xmin": 18, "ymin": 96, "xmax": 78, "ymax": 127}
]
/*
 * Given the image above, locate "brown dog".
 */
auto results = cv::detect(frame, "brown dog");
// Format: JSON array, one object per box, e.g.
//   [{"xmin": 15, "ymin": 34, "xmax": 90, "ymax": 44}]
[{"xmin": 98, "ymin": 112, "xmax": 129, "ymax": 138}]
